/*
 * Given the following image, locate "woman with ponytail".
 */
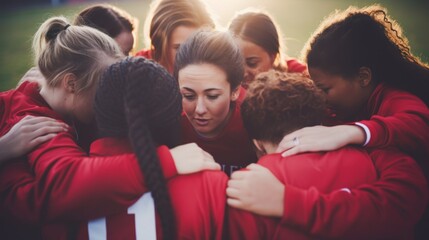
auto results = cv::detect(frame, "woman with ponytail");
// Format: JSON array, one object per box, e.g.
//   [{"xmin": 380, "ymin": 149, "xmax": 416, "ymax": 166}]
[
  {"xmin": 74, "ymin": 56, "xmax": 227, "ymax": 240},
  {"xmin": 0, "ymin": 16, "xmax": 219, "ymax": 240}
]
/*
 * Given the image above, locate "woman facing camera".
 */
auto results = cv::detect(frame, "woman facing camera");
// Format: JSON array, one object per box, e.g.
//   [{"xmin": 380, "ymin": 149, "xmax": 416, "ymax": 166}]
[{"xmin": 174, "ymin": 30, "xmax": 257, "ymax": 176}]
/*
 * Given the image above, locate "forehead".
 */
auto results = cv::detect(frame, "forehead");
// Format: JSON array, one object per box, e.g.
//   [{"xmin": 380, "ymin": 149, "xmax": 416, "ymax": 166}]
[
  {"xmin": 170, "ymin": 25, "xmax": 198, "ymax": 45},
  {"xmin": 236, "ymin": 38, "xmax": 267, "ymax": 56},
  {"xmin": 178, "ymin": 63, "xmax": 229, "ymax": 90}
]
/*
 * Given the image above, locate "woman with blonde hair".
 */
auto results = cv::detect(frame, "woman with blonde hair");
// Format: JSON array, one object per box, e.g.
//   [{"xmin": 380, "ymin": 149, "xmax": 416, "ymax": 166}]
[{"xmin": 0, "ymin": 16, "xmax": 217, "ymax": 239}]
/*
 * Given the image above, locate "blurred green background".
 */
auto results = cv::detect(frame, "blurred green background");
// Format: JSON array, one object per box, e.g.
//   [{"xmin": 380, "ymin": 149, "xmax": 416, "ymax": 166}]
[{"xmin": 0, "ymin": 0, "xmax": 428, "ymax": 91}]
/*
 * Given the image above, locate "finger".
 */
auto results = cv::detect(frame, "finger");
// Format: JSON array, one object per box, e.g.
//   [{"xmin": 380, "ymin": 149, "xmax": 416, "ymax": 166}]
[
  {"xmin": 281, "ymin": 144, "xmax": 308, "ymax": 157},
  {"xmin": 227, "ymin": 198, "xmax": 244, "ymax": 209},
  {"xmin": 226, "ymin": 186, "xmax": 244, "ymax": 200},
  {"xmin": 202, "ymin": 161, "xmax": 221, "ymax": 171},
  {"xmin": 22, "ymin": 116, "xmax": 57, "ymax": 125},
  {"xmin": 245, "ymin": 163, "xmax": 264, "ymax": 171},
  {"xmin": 31, "ymin": 126, "xmax": 67, "ymax": 138},
  {"xmin": 227, "ymin": 179, "xmax": 243, "ymax": 189},
  {"xmin": 276, "ymin": 138, "xmax": 295, "ymax": 153},
  {"xmin": 28, "ymin": 133, "xmax": 58, "ymax": 148},
  {"xmin": 230, "ymin": 170, "xmax": 248, "ymax": 180},
  {"xmin": 202, "ymin": 150, "xmax": 215, "ymax": 162}
]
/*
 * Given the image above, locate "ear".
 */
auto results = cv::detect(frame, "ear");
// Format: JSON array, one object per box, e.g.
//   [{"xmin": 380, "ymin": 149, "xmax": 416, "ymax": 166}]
[
  {"xmin": 358, "ymin": 67, "xmax": 372, "ymax": 87},
  {"xmin": 253, "ymin": 139, "xmax": 265, "ymax": 153},
  {"xmin": 270, "ymin": 53, "xmax": 277, "ymax": 66},
  {"xmin": 61, "ymin": 73, "xmax": 78, "ymax": 94},
  {"xmin": 230, "ymin": 86, "xmax": 241, "ymax": 101}
]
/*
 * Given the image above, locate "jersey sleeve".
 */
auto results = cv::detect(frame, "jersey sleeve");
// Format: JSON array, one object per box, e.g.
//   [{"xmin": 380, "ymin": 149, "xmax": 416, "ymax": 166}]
[
  {"xmin": 358, "ymin": 91, "xmax": 429, "ymax": 155},
  {"xmin": 0, "ymin": 132, "xmax": 177, "ymax": 223},
  {"xmin": 280, "ymin": 149, "xmax": 428, "ymax": 239}
]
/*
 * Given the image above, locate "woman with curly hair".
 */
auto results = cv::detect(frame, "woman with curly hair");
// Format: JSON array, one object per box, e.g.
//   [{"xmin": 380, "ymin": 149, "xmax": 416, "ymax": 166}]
[
  {"xmin": 228, "ymin": 70, "xmax": 381, "ymax": 239},
  {"xmin": 229, "ymin": 5, "xmax": 429, "ymax": 239}
]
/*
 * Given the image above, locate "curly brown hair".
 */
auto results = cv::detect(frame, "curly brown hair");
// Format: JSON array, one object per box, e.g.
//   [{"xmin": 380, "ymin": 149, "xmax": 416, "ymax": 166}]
[{"xmin": 241, "ymin": 70, "xmax": 326, "ymax": 144}]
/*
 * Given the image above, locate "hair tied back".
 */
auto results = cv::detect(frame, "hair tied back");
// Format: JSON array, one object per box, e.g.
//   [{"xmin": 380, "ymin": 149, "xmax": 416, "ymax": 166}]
[{"xmin": 46, "ymin": 23, "xmax": 71, "ymax": 41}]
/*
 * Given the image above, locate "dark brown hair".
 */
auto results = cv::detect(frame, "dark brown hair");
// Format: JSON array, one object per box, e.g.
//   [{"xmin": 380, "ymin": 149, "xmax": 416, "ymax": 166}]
[
  {"xmin": 95, "ymin": 57, "xmax": 182, "ymax": 239},
  {"xmin": 241, "ymin": 70, "xmax": 326, "ymax": 143},
  {"xmin": 74, "ymin": 4, "xmax": 134, "ymax": 39},
  {"xmin": 174, "ymin": 30, "xmax": 244, "ymax": 91},
  {"xmin": 228, "ymin": 10, "xmax": 285, "ymax": 70}
]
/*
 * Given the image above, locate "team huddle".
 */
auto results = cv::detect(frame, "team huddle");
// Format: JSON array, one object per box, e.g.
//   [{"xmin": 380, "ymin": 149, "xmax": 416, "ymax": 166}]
[{"xmin": 0, "ymin": 0, "xmax": 428, "ymax": 239}]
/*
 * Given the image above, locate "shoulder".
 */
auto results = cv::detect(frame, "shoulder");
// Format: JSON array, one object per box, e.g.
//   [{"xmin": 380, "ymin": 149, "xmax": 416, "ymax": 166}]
[
  {"xmin": 135, "ymin": 49, "xmax": 153, "ymax": 59},
  {"xmin": 286, "ymin": 58, "xmax": 307, "ymax": 73}
]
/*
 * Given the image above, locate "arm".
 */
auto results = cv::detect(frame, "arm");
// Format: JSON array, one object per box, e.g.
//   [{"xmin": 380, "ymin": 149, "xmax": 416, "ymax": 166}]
[
  {"xmin": 281, "ymin": 149, "xmax": 428, "ymax": 239},
  {"xmin": 227, "ymin": 149, "xmax": 427, "ymax": 238},
  {"xmin": 0, "ymin": 115, "xmax": 67, "ymax": 162},
  {"xmin": 359, "ymin": 93, "xmax": 429, "ymax": 153},
  {"xmin": 0, "ymin": 131, "xmax": 218, "ymax": 223},
  {"xmin": 277, "ymin": 92, "xmax": 429, "ymax": 158}
]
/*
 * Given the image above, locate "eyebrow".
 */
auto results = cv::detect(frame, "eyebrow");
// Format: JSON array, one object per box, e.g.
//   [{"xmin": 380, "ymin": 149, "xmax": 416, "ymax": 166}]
[{"xmin": 182, "ymin": 87, "xmax": 223, "ymax": 93}]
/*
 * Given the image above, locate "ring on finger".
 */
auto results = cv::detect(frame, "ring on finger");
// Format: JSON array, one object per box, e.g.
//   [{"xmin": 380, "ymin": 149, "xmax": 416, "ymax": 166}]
[{"xmin": 292, "ymin": 136, "xmax": 300, "ymax": 146}]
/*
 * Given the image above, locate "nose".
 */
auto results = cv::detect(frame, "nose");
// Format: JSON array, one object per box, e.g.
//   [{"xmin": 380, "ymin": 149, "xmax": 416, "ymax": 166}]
[
  {"xmin": 243, "ymin": 67, "xmax": 255, "ymax": 86},
  {"xmin": 195, "ymin": 97, "xmax": 207, "ymax": 115}
]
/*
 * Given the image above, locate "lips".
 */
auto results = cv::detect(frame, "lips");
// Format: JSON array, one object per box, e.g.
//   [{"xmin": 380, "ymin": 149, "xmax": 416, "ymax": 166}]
[{"xmin": 194, "ymin": 118, "xmax": 209, "ymax": 126}]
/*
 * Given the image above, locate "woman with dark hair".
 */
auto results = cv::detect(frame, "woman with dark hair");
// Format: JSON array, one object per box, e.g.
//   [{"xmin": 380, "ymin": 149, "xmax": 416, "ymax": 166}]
[
  {"xmin": 0, "ymin": 16, "xmax": 219, "ymax": 240},
  {"xmin": 174, "ymin": 30, "xmax": 257, "ymax": 176},
  {"xmin": 75, "ymin": 57, "xmax": 227, "ymax": 240},
  {"xmin": 75, "ymin": 4, "xmax": 137, "ymax": 55},
  {"xmin": 136, "ymin": 0, "xmax": 216, "ymax": 73},
  {"xmin": 231, "ymin": 5, "xmax": 429, "ymax": 239},
  {"xmin": 1, "ymin": 4, "xmax": 138, "ymax": 164},
  {"xmin": 228, "ymin": 70, "xmax": 383, "ymax": 239},
  {"xmin": 228, "ymin": 10, "xmax": 307, "ymax": 88}
]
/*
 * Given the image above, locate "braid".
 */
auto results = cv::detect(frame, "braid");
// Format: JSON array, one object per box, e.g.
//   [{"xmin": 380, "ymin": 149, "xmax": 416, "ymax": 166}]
[{"xmin": 95, "ymin": 57, "xmax": 182, "ymax": 239}]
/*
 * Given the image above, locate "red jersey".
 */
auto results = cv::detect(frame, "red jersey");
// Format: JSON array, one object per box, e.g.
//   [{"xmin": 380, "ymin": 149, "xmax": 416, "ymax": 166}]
[
  {"xmin": 72, "ymin": 138, "xmax": 228, "ymax": 240},
  {"xmin": 356, "ymin": 84, "xmax": 429, "ymax": 179},
  {"xmin": 135, "ymin": 49, "xmax": 152, "ymax": 59},
  {"xmin": 181, "ymin": 89, "xmax": 257, "ymax": 176},
  {"xmin": 286, "ymin": 59, "xmax": 307, "ymax": 74},
  {"xmin": 0, "ymin": 82, "xmax": 177, "ymax": 226},
  {"xmin": 228, "ymin": 146, "xmax": 377, "ymax": 239},
  {"xmin": 278, "ymin": 148, "xmax": 427, "ymax": 239}
]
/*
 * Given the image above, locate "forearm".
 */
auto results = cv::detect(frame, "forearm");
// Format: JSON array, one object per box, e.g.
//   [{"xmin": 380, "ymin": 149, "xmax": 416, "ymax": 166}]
[{"xmin": 281, "ymin": 149, "xmax": 428, "ymax": 239}]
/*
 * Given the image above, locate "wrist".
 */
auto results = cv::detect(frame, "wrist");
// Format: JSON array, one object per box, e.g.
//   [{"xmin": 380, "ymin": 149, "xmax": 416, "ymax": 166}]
[
  {"xmin": 274, "ymin": 183, "xmax": 285, "ymax": 217},
  {"xmin": 344, "ymin": 125, "xmax": 366, "ymax": 145},
  {"xmin": 0, "ymin": 135, "xmax": 15, "ymax": 161}
]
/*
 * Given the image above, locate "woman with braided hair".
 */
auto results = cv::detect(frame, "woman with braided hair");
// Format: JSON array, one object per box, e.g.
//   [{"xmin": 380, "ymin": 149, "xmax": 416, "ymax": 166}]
[
  {"xmin": 0, "ymin": 16, "xmax": 219, "ymax": 239},
  {"xmin": 74, "ymin": 56, "xmax": 227, "ymax": 240}
]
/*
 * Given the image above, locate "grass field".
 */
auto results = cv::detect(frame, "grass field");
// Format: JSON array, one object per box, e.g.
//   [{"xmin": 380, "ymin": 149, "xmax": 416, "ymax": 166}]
[{"xmin": 1, "ymin": 0, "xmax": 428, "ymax": 91}]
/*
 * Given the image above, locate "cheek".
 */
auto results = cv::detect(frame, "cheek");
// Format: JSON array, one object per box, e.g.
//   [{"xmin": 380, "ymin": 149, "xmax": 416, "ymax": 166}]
[
  {"xmin": 182, "ymin": 99, "xmax": 195, "ymax": 115},
  {"xmin": 258, "ymin": 61, "xmax": 272, "ymax": 73},
  {"xmin": 210, "ymin": 98, "xmax": 231, "ymax": 119}
]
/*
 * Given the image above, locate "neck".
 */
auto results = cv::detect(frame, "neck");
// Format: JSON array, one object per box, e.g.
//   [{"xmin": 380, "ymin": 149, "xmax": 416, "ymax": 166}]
[
  {"xmin": 259, "ymin": 141, "xmax": 278, "ymax": 155},
  {"xmin": 39, "ymin": 84, "xmax": 70, "ymax": 121}
]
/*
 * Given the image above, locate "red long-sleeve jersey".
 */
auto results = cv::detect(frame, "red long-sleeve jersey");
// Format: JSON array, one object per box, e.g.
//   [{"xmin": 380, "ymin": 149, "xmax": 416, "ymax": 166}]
[
  {"xmin": 70, "ymin": 138, "xmax": 228, "ymax": 240},
  {"xmin": 0, "ymin": 82, "xmax": 177, "ymax": 226},
  {"xmin": 180, "ymin": 90, "xmax": 257, "ymax": 176},
  {"xmin": 228, "ymin": 146, "xmax": 379, "ymax": 239}
]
